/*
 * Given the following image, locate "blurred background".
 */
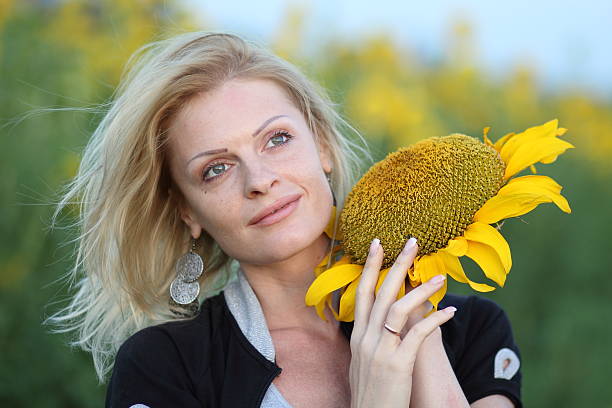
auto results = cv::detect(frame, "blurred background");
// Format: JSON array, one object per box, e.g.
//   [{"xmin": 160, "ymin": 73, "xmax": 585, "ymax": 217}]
[{"xmin": 1, "ymin": 0, "xmax": 611, "ymax": 406}]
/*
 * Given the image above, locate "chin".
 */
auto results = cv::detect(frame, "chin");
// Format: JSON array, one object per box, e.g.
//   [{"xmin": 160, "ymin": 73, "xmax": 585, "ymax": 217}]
[
  {"xmin": 245, "ymin": 225, "xmax": 325, "ymax": 264},
  {"xmin": 268, "ymin": 225, "xmax": 318, "ymax": 252}
]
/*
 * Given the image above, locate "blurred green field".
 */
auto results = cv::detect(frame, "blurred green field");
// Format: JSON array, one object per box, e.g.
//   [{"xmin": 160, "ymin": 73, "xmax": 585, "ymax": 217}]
[{"xmin": 1, "ymin": 1, "xmax": 611, "ymax": 407}]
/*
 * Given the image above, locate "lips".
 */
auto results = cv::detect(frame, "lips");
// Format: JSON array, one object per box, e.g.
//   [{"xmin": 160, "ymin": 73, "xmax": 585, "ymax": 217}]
[{"xmin": 248, "ymin": 193, "xmax": 302, "ymax": 226}]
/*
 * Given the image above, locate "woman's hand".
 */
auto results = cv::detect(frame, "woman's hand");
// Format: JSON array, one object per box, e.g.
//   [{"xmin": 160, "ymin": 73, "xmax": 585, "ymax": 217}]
[{"xmin": 349, "ymin": 237, "xmax": 457, "ymax": 407}]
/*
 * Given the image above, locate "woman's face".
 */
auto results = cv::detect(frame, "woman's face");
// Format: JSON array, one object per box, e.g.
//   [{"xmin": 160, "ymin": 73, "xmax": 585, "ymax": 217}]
[{"xmin": 167, "ymin": 78, "xmax": 334, "ymax": 265}]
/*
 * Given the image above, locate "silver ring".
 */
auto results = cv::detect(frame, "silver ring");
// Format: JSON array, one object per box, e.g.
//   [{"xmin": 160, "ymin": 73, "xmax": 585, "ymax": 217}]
[{"xmin": 383, "ymin": 322, "xmax": 401, "ymax": 336}]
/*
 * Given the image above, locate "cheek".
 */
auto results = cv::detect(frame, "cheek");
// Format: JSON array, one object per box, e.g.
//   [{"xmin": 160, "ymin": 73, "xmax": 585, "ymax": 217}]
[
  {"xmin": 275, "ymin": 140, "xmax": 331, "ymax": 204},
  {"xmin": 186, "ymin": 189, "xmax": 237, "ymax": 235},
  {"xmin": 206, "ymin": 199, "xmax": 235, "ymax": 227},
  {"xmin": 282, "ymin": 141, "xmax": 325, "ymax": 182}
]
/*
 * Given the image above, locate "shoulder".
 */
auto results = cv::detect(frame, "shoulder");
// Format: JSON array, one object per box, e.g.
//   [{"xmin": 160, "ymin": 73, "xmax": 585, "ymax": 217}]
[
  {"xmin": 115, "ymin": 293, "xmax": 228, "ymax": 367},
  {"xmin": 439, "ymin": 293, "xmax": 522, "ymax": 407},
  {"xmin": 439, "ymin": 293, "xmax": 509, "ymax": 342},
  {"xmin": 439, "ymin": 292, "xmax": 519, "ymax": 363},
  {"xmin": 106, "ymin": 293, "xmax": 230, "ymax": 407}
]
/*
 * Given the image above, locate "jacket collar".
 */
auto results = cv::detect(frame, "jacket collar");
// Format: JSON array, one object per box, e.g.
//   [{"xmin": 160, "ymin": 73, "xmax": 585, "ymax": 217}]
[{"xmin": 218, "ymin": 267, "xmax": 354, "ymax": 407}]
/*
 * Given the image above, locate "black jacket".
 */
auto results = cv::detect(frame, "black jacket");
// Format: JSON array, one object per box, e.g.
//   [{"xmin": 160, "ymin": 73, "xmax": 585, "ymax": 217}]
[{"xmin": 106, "ymin": 292, "xmax": 522, "ymax": 407}]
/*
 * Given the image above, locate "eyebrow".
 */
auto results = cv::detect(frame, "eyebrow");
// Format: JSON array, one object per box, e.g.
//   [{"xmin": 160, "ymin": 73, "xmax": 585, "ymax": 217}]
[{"xmin": 186, "ymin": 114, "xmax": 289, "ymax": 166}]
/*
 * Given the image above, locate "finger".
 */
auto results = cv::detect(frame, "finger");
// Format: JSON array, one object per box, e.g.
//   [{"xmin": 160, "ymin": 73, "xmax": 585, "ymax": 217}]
[
  {"xmin": 395, "ymin": 294, "xmax": 434, "ymax": 338},
  {"xmin": 368, "ymin": 237, "xmax": 418, "ymax": 329},
  {"xmin": 353, "ymin": 238, "xmax": 384, "ymax": 333},
  {"xmin": 398, "ymin": 306, "xmax": 456, "ymax": 356},
  {"xmin": 381, "ymin": 275, "xmax": 446, "ymax": 343},
  {"xmin": 351, "ymin": 240, "xmax": 383, "ymax": 400}
]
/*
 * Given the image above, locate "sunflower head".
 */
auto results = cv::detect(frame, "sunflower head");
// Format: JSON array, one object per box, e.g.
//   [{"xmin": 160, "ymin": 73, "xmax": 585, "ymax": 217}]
[
  {"xmin": 341, "ymin": 134, "xmax": 505, "ymax": 268},
  {"xmin": 306, "ymin": 119, "xmax": 573, "ymax": 322}
]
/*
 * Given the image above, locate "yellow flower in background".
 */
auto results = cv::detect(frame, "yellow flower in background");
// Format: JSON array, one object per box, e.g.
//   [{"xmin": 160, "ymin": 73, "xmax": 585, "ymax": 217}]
[{"xmin": 306, "ymin": 119, "xmax": 574, "ymax": 322}]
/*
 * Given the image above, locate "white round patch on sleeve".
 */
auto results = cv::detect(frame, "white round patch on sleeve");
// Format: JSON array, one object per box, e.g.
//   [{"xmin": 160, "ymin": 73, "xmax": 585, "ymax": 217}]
[
  {"xmin": 494, "ymin": 347, "xmax": 520, "ymax": 380},
  {"xmin": 129, "ymin": 405, "xmax": 150, "ymax": 408}
]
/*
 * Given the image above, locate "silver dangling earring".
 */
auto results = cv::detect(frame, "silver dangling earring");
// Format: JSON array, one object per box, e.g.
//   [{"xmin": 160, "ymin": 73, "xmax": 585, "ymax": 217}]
[
  {"xmin": 326, "ymin": 172, "xmax": 337, "ymax": 207},
  {"xmin": 170, "ymin": 238, "xmax": 204, "ymax": 305}
]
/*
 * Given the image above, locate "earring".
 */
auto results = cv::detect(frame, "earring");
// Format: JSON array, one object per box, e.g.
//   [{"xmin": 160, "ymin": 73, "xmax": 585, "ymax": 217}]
[
  {"xmin": 170, "ymin": 238, "xmax": 204, "ymax": 305},
  {"xmin": 326, "ymin": 172, "xmax": 337, "ymax": 207}
]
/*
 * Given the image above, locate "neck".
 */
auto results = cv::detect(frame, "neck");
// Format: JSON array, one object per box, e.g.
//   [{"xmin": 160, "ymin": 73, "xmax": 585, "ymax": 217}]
[{"xmin": 239, "ymin": 233, "xmax": 338, "ymax": 333}]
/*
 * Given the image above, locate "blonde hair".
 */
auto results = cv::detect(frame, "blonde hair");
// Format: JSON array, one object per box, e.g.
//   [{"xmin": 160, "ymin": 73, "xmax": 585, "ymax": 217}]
[{"xmin": 45, "ymin": 31, "xmax": 371, "ymax": 383}]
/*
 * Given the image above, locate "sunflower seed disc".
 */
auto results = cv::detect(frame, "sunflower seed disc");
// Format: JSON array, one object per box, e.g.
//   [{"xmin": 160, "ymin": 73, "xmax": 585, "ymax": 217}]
[
  {"xmin": 176, "ymin": 252, "xmax": 203, "ymax": 283},
  {"xmin": 170, "ymin": 279, "xmax": 200, "ymax": 305}
]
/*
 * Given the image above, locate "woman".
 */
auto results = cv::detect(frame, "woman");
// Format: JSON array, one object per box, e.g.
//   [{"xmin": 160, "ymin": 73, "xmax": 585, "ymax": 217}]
[{"xmin": 48, "ymin": 31, "xmax": 522, "ymax": 407}]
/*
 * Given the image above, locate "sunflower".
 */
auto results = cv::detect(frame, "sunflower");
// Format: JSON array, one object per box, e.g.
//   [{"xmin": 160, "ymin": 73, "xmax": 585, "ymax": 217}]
[{"xmin": 306, "ymin": 119, "xmax": 573, "ymax": 322}]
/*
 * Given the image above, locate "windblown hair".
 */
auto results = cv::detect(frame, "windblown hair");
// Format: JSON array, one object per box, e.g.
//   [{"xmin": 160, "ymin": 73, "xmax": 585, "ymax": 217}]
[{"xmin": 45, "ymin": 31, "xmax": 371, "ymax": 383}]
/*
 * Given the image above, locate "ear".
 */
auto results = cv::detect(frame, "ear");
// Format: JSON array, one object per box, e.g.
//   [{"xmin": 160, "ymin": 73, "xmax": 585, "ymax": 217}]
[
  {"xmin": 318, "ymin": 140, "xmax": 333, "ymax": 174},
  {"xmin": 169, "ymin": 188, "xmax": 203, "ymax": 239}
]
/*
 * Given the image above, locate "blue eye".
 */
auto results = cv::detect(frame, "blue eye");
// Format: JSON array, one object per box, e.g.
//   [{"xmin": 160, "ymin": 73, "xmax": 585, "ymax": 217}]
[
  {"xmin": 265, "ymin": 130, "xmax": 293, "ymax": 148},
  {"xmin": 203, "ymin": 162, "xmax": 230, "ymax": 181},
  {"xmin": 202, "ymin": 130, "xmax": 293, "ymax": 182}
]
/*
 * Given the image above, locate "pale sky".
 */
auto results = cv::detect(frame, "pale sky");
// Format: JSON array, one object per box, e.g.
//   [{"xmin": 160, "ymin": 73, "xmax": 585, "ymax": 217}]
[{"xmin": 183, "ymin": 0, "xmax": 612, "ymax": 98}]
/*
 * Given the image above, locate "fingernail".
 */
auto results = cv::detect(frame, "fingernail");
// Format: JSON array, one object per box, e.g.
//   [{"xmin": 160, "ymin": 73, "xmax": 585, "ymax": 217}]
[
  {"xmin": 369, "ymin": 238, "xmax": 380, "ymax": 256},
  {"xmin": 430, "ymin": 274, "xmax": 446, "ymax": 285},
  {"xmin": 402, "ymin": 237, "xmax": 417, "ymax": 252},
  {"xmin": 444, "ymin": 306, "xmax": 457, "ymax": 314}
]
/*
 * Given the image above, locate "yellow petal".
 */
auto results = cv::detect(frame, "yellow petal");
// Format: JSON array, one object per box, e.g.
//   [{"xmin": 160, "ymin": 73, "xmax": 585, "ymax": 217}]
[
  {"xmin": 483, "ymin": 126, "xmax": 494, "ymax": 148},
  {"xmin": 407, "ymin": 262, "xmax": 421, "ymax": 285},
  {"xmin": 315, "ymin": 295, "xmax": 333, "ymax": 321},
  {"xmin": 540, "ymin": 154, "xmax": 559, "ymax": 164},
  {"xmin": 499, "ymin": 119, "xmax": 559, "ymax": 162},
  {"xmin": 464, "ymin": 241, "xmax": 508, "ymax": 287},
  {"xmin": 438, "ymin": 251, "xmax": 496, "ymax": 292},
  {"xmin": 497, "ymin": 119, "xmax": 574, "ymax": 179},
  {"xmin": 324, "ymin": 205, "xmax": 344, "ymax": 241},
  {"xmin": 407, "ymin": 266, "xmax": 420, "ymax": 288},
  {"xmin": 474, "ymin": 175, "xmax": 571, "ymax": 224},
  {"xmin": 441, "ymin": 236, "xmax": 468, "ymax": 257},
  {"xmin": 326, "ymin": 293, "xmax": 340, "ymax": 321},
  {"xmin": 312, "ymin": 250, "xmax": 348, "ymax": 319},
  {"xmin": 463, "ymin": 222, "xmax": 512, "ymax": 272},
  {"xmin": 502, "ymin": 176, "xmax": 572, "ymax": 213},
  {"xmin": 503, "ymin": 136, "xmax": 574, "ymax": 179},
  {"xmin": 538, "ymin": 127, "xmax": 569, "ymax": 163},
  {"xmin": 429, "ymin": 280, "xmax": 447, "ymax": 313},
  {"xmin": 414, "ymin": 254, "xmax": 447, "ymax": 311},
  {"xmin": 315, "ymin": 296, "xmax": 328, "ymax": 321},
  {"xmin": 331, "ymin": 266, "xmax": 406, "ymax": 322},
  {"xmin": 315, "ymin": 252, "xmax": 350, "ymax": 277},
  {"xmin": 494, "ymin": 132, "xmax": 515, "ymax": 151},
  {"xmin": 338, "ymin": 279, "xmax": 359, "ymax": 321},
  {"xmin": 305, "ymin": 263, "xmax": 363, "ymax": 309}
]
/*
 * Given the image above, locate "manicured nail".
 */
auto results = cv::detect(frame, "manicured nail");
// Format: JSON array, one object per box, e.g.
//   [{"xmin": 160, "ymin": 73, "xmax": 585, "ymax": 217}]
[
  {"xmin": 402, "ymin": 237, "xmax": 417, "ymax": 252},
  {"xmin": 430, "ymin": 274, "xmax": 446, "ymax": 285},
  {"xmin": 444, "ymin": 306, "xmax": 457, "ymax": 314},
  {"xmin": 369, "ymin": 238, "xmax": 380, "ymax": 256}
]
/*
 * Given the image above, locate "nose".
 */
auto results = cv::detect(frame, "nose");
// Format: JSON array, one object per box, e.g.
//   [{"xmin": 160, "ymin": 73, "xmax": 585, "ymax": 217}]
[{"xmin": 243, "ymin": 161, "xmax": 280, "ymax": 198}]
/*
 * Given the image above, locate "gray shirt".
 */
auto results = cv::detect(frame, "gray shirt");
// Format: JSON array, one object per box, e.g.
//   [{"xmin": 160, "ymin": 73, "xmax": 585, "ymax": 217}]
[{"xmin": 223, "ymin": 267, "xmax": 293, "ymax": 408}]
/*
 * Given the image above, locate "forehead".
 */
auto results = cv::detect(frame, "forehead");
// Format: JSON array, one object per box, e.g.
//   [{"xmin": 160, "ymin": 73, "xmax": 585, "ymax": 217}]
[{"xmin": 170, "ymin": 78, "xmax": 301, "ymax": 142}]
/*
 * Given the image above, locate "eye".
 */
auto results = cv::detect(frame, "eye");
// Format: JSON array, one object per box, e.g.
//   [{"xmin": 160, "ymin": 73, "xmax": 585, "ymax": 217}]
[
  {"xmin": 201, "ymin": 130, "xmax": 293, "ymax": 183},
  {"xmin": 203, "ymin": 162, "xmax": 230, "ymax": 181},
  {"xmin": 265, "ymin": 130, "xmax": 293, "ymax": 149}
]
